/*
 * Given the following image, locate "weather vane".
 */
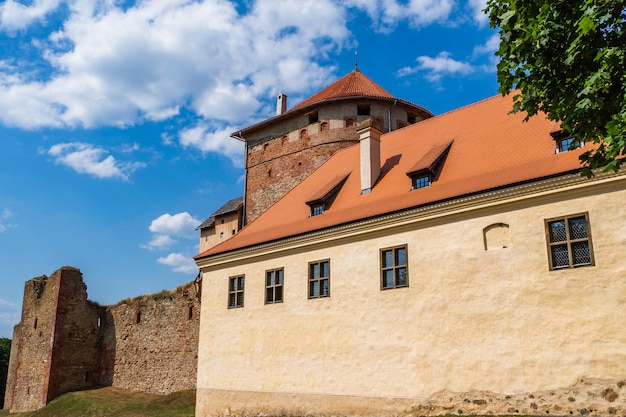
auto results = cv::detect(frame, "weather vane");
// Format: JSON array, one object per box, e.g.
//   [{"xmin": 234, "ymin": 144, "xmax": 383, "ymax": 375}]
[{"xmin": 355, "ymin": 51, "xmax": 358, "ymax": 69}]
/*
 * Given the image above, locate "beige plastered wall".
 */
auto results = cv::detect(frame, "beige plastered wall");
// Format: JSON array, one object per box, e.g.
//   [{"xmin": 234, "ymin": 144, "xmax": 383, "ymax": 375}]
[
  {"xmin": 199, "ymin": 211, "xmax": 241, "ymax": 254},
  {"xmin": 196, "ymin": 173, "xmax": 626, "ymax": 416}
]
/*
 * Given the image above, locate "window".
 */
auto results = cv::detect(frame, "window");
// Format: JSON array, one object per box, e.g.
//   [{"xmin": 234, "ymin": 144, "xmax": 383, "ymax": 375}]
[
  {"xmin": 381, "ymin": 245, "xmax": 408, "ymax": 289},
  {"xmin": 300, "ymin": 129, "xmax": 307, "ymax": 140},
  {"xmin": 228, "ymin": 275, "xmax": 245, "ymax": 308},
  {"xmin": 557, "ymin": 137, "xmax": 575, "ymax": 152},
  {"xmin": 412, "ymin": 174, "xmax": 431, "ymax": 190},
  {"xmin": 308, "ymin": 112, "xmax": 318, "ymax": 124},
  {"xmin": 310, "ymin": 204, "xmax": 324, "ymax": 216},
  {"xmin": 320, "ymin": 121, "xmax": 329, "ymax": 131},
  {"xmin": 357, "ymin": 105, "xmax": 370, "ymax": 116},
  {"xmin": 407, "ymin": 113, "xmax": 417, "ymax": 124},
  {"xmin": 265, "ymin": 268, "xmax": 284, "ymax": 304},
  {"xmin": 345, "ymin": 118, "xmax": 355, "ymax": 127},
  {"xmin": 309, "ymin": 260, "xmax": 330, "ymax": 298},
  {"xmin": 546, "ymin": 213, "xmax": 594, "ymax": 270}
]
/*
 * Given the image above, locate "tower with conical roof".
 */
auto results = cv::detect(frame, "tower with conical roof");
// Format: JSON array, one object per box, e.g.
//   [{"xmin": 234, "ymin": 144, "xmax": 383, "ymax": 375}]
[{"xmin": 232, "ymin": 69, "xmax": 433, "ymax": 224}]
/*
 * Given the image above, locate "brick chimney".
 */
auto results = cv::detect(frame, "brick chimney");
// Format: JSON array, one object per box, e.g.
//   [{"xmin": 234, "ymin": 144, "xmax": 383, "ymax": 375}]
[
  {"xmin": 358, "ymin": 118, "xmax": 382, "ymax": 194},
  {"xmin": 276, "ymin": 93, "xmax": 287, "ymax": 115}
]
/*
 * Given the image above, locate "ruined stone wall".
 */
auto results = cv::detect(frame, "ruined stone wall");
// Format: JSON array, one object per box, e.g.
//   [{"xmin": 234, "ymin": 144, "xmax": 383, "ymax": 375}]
[
  {"xmin": 4, "ymin": 272, "xmax": 60, "ymax": 412},
  {"xmin": 5, "ymin": 267, "xmax": 200, "ymax": 413},
  {"xmin": 105, "ymin": 283, "xmax": 200, "ymax": 394},
  {"xmin": 47, "ymin": 267, "xmax": 106, "ymax": 400}
]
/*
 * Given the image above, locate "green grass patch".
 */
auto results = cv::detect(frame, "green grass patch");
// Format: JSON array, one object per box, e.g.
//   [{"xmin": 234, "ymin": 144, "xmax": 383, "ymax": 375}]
[{"xmin": 0, "ymin": 387, "xmax": 195, "ymax": 417}]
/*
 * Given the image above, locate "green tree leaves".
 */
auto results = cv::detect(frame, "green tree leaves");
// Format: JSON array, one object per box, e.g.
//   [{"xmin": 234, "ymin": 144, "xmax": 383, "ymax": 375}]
[
  {"xmin": 486, "ymin": 0, "xmax": 626, "ymax": 175},
  {"xmin": 1, "ymin": 337, "xmax": 11, "ymax": 408}
]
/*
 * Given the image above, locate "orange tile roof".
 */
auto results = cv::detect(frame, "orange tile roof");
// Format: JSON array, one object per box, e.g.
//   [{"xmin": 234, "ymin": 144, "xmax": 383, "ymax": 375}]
[
  {"xmin": 197, "ymin": 93, "xmax": 588, "ymax": 259},
  {"xmin": 291, "ymin": 69, "xmax": 394, "ymax": 109},
  {"xmin": 232, "ymin": 69, "xmax": 432, "ymax": 139}
]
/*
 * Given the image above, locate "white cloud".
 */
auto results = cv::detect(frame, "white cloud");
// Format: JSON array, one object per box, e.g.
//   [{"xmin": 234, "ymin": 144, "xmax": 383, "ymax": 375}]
[
  {"xmin": 178, "ymin": 124, "xmax": 245, "ymax": 167},
  {"xmin": 343, "ymin": 0, "xmax": 455, "ymax": 31},
  {"xmin": 0, "ymin": 298, "xmax": 18, "ymax": 308},
  {"xmin": 0, "ymin": 298, "xmax": 20, "ymax": 333},
  {"xmin": 148, "ymin": 212, "xmax": 201, "ymax": 239},
  {"xmin": 157, "ymin": 252, "xmax": 197, "ymax": 273},
  {"xmin": 47, "ymin": 142, "xmax": 146, "ymax": 181},
  {"xmin": 0, "ymin": 0, "xmax": 63, "ymax": 32},
  {"xmin": 467, "ymin": 0, "xmax": 489, "ymax": 26},
  {"xmin": 398, "ymin": 51, "xmax": 475, "ymax": 82},
  {"xmin": 0, "ymin": 208, "xmax": 14, "ymax": 233},
  {"xmin": 140, "ymin": 234, "xmax": 176, "ymax": 251},
  {"xmin": 473, "ymin": 32, "xmax": 500, "ymax": 57},
  {"xmin": 0, "ymin": 0, "xmax": 347, "ymax": 126}
]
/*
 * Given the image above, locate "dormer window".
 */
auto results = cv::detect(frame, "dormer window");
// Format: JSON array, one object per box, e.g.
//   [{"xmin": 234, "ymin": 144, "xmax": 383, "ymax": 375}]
[
  {"xmin": 406, "ymin": 141, "xmax": 453, "ymax": 191},
  {"xmin": 556, "ymin": 136, "xmax": 579, "ymax": 153},
  {"xmin": 310, "ymin": 204, "xmax": 324, "ymax": 217},
  {"xmin": 551, "ymin": 128, "xmax": 582, "ymax": 153},
  {"xmin": 412, "ymin": 174, "xmax": 431, "ymax": 190},
  {"xmin": 305, "ymin": 174, "xmax": 350, "ymax": 218}
]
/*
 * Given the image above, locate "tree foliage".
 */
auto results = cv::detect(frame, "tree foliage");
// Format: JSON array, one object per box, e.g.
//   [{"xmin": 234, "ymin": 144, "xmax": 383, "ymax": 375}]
[
  {"xmin": 486, "ymin": 0, "xmax": 626, "ymax": 176},
  {"xmin": 1, "ymin": 337, "xmax": 11, "ymax": 408}
]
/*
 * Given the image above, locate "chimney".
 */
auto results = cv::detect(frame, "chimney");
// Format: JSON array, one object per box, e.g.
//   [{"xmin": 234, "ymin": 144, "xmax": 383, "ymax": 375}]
[
  {"xmin": 358, "ymin": 118, "xmax": 382, "ymax": 194},
  {"xmin": 276, "ymin": 93, "xmax": 287, "ymax": 115}
]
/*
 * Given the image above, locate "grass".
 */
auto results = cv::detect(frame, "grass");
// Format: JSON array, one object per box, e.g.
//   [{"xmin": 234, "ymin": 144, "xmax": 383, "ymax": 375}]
[
  {"xmin": 0, "ymin": 389, "xmax": 534, "ymax": 417},
  {"xmin": 0, "ymin": 387, "xmax": 195, "ymax": 417}
]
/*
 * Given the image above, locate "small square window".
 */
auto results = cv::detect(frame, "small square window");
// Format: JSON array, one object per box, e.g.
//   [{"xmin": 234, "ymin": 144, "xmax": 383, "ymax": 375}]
[
  {"xmin": 381, "ymin": 245, "xmax": 408, "ymax": 289},
  {"xmin": 357, "ymin": 105, "xmax": 370, "ymax": 116},
  {"xmin": 310, "ymin": 204, "xmax": 324, "ymax": 217},
  {"xmin": 412, "ymin": 175, "xmax": 431, "ymax": 190},
  {"xmin": 407, "ymin": 113, "xmax": 417, "ymax": 124},
  {"xmin": 308, "ymin": 112, "xmax": 319, "ymax": 124},
  {"xmin": 265, "ymin": 268, "xmax": 284, "ymax": 304},
  {"xmin": 228, "ymin": 275, "xmax": 245, "ymax": 308},
  {"xmin": 557, "ymin": 137, "xmax": 575, "ymax": 153},
  {"xmin": 545, "ymin": 213, "xmax": 594, "ymax": 270},
  {"xmin": 309, "ymin": 260, "xmax": 330, "ymax": 298}
]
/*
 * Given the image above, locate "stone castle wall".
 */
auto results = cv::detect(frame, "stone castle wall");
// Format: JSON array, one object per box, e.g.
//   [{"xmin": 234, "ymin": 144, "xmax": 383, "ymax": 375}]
[
  {"xmin": 104, "ymin": 285, "xmax": 199, "ymax": 394},
  {"xmin": 4, "ymin": 267, "xmax": 200, "ymax": 413},
  {"xmin": 246, "ymin": 126, "xmax": 359, "ymax": 223}
]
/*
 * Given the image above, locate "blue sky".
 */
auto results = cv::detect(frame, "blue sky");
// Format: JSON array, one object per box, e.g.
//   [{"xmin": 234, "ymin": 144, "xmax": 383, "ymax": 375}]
[{"xmin": 0, "ymin": 0, "xmax": 500, "ymax": 338}]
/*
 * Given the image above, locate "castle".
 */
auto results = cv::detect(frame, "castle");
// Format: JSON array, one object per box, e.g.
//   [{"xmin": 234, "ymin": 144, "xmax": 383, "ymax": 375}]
[
  {"xmin": 194, "ymin": 71, "xmax": 626, "ymax": 416},
  {"xmin": 6, "ymin": 69, "xmax": 626, "ymax": 416}
]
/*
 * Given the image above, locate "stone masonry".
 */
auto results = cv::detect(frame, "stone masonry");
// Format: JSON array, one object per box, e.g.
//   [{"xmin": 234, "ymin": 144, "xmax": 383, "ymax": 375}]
[{"xmin": 4, "ymin": 266, "xmax": 200, "ymax": 413}]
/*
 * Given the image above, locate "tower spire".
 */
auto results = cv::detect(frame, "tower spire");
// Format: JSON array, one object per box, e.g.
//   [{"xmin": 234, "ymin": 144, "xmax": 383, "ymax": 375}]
[{"xmin": 355, "ymin": 51, "xmax": 358, "ymax": 70}]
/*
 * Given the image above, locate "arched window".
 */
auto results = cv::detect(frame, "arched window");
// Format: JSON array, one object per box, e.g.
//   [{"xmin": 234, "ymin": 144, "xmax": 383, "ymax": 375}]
[
  {"xmin": 320, "ymin": 121, "xmax": 329, "ymax": 131},
  {"xmin": 300, "ymin": 129, "xmax": 307, "ymax": 140},
  {"xmin": 345, "ymin": 118, "xmax": 355, "ymax": 127}
]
